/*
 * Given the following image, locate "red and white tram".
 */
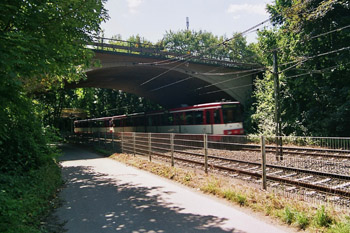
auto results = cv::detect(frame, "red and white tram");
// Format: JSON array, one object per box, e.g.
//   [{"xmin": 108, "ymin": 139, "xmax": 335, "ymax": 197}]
[{"xmin": 74, "ymin": 102, "xmax": 244, "ymax": 135}]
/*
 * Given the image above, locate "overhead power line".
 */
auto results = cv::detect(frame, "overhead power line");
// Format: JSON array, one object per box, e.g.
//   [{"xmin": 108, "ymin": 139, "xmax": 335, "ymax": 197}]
[
  {"xmin": 279, "ymin": 46, "xmax": 350, "ymax": 73},
  {"xmin": 138, "ymin": 18, "xmax": 272, "ymax": 87},
  {"xmin": 285, "ymin": 62, "xmax": 350, "ymax": 79},
  {"xmin": 194, "ymin": 69, "xmax": 265, "ymax": 91}
]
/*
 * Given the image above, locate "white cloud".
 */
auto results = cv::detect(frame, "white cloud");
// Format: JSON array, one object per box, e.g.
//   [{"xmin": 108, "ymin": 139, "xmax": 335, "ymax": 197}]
[
  {"xmin": 227, "ymin": 4, "xmax": 268, "ymax": 17},
  {"xmin": 127, "ymin": 0, "xmax": 143, "ymax": 14}
]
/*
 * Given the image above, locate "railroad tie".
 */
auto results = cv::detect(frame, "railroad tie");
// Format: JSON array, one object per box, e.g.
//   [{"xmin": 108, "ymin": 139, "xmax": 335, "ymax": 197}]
[
  {"xmin": 279, "ymin": 173, "xmax": 297, "ymax": 178},
  {"xmin": 294, "ymin": 175, "xmax": 313, "ymax": 181},
  {"xmin": 311, "ymin": 178, "xmax": 331, "ymax": 185},
  {"xmin": 331, "ymin": 182, "xmax": 350, "ymax": 189},
  {"xmin": 267, "ymin": 170, "xmax": 283, "ymax": 176},
  {"xmin": 286, "ymin": 186, "xmax": 296, "ymax": 191}
]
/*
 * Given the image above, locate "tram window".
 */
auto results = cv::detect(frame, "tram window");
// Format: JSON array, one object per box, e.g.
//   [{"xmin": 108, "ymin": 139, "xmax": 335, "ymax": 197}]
[
  {"xmin": 181, "ymin": 113, "xmax": 186, "ymax": 125},
  {"xmin": 151, "ymin": 115, "xmax": 158, "ymax": 126},
  {"xmin": 206, "ymin": 111, "xmax": 211, "ymax": 124},
  {"xmin": 134, "ymin": 117, "xmax": 140, "ymax": 126},
  {"xmin": 185, "ymin": 111, "xmax": 194, "ymax": 125},
  {"xmin": 104, "ymin": 120, "xmax": 109, "ymax": 127},
  {"xmin": 156, "ymin": 115, "xmax": 162, "ymax": 126},
  {"xmin": 133, "ymin": 117, "xmax": 139, "ymax": 126},
  {"xmin": 113, "ymin": 119, "xmax": 121, "ymax": 127},
  {"xmin": 214, "ymin": 109, "xmax": 222, "ymax": 124},
  {"xmin": 174, "ymin": 113, "xmax": 180, "ymax": 125},
  {"xmin": 139, "ymin": 116, "xmax": 145, "ymax": 126},
  {"xmin": 126, "ymin": 118, "xmax": 133, "ymax": 127},
  {"xmin": 194, "ymin": 111, "xmax": 203, "ymax": 125},
  {"xmin": 222, "ymin": 105, "xmax": 243, "ymax": 123},
  {"xmin": 147, "ymin": 116, "xmax": 153, "ymax": 126},
  {"xmin": 163, "ymin": 114, "xmax": 173, "ymax": 125}
]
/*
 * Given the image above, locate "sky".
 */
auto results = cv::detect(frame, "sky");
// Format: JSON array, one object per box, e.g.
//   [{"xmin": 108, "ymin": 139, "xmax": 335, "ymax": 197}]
[{"xmin": 101, "ymin": 0, "xmax": 274, "ymax": 44}]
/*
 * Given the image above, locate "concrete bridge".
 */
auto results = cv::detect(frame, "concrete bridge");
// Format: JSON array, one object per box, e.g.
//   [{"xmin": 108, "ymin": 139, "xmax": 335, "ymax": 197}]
[{"xmin": 69, "ymin": 39, "xmax": 264, "ymax": 108}]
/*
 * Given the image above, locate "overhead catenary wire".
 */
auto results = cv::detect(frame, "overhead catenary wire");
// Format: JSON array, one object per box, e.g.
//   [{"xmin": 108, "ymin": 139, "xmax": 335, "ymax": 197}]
[
  {"xmin": 137, "ymin": 18, "xmax": 272, "ymax": 87},
  {"xmin": 284, "ymin": 62, "xmax": 350, "ymax": 79},
  {"xmin": 279, "ymin": 46, "xmax": 350, "ymax": 73},
  {"xmin": 199, "ymin": 84, "xmax": 254, "ymax": 96},
  {"xmin": 197, "ymin": 62, "xmax": 349, "ymax": 97},
  {"xmin": 194, "ymin": 69, "xmax": 266, "ymax": 91},
  {"xmin": 150, "ymin": 77, "xmax": 193, "ymax": 92},
  {"xmin": 139, "ymin": 61, "xmax": 189, "ymax": 86},
  {"xmin": 174, "ymin": 7, "xmax": 350, "ymax": 77},
  {"xmin": 197, "ymin": 62, "xmax": 350, "ymax": 96}
]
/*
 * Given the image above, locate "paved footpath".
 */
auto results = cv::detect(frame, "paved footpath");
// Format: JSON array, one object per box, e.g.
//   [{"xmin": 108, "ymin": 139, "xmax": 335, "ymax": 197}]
[{"xmin": 55, "ymin": 144, "xmax": 292, "ymax": 233}]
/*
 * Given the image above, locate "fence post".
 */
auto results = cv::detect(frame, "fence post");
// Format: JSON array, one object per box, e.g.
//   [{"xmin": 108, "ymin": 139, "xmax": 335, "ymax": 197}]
[
  {"xmin": 148, "ymin": 133, "xmax": 152, "ymax": 162},
  {"xmin": 98, "ymin": 131, "xmax": 101, "ymax": 147},
  {"xmin": 171, "ymin": 133, "xmax": 174, "ymax": 167},
  {"xmin": 112, "ymin": 131, "xmax": 115, "ymax": 151},
  {"xmin": 121, "ymin": 132, "xmax": 124, "ymax": 153},
  {"xmin": 133, "ymin": 132, "xmax": 136, "ymax": 156},
  {"xmin": 204, "ymin": 134, "xmax": 208, "ymax": 174},
  {"xmin": 276, "ymin": 136, "xmax": 283, "ymax": 161},
  {"xmin": 261, "ymin": 136, "xmax": 267, "ymax": 190},
  {"xmin": 104, "ymin": 131, "xmax": 107, "ymax": 148}
]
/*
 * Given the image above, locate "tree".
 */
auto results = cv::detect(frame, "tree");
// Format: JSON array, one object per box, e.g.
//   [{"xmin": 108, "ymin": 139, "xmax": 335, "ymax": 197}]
[
  {"xmin": 0, "ymin": 0, "xmax": 108, "ymax": 171},
  {"xmin": 252, "ymin": 0, "xmax": 350, "ymax": 136},
  {"xmin": 162, "ymin": 30, "xmax": 257, "ymax": 63}
]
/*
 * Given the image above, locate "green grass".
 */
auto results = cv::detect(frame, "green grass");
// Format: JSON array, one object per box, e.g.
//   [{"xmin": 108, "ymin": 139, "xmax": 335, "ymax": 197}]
[
  {"xmin": 314, "ymin": 205, "xmax": 333, "ymax": 228},
  {"xmin": 282, "ymin": 206, "xmax": 295, "ymax": 225},
  {"xmin": 295, "ymin": 212, "xmax": 310, "ymax": 230},
  {"xmin": 0, "ymin": 160, "xmax": 62, "ymax": 233},
  {"xmin": 111, "ymin": 153, "xmax": 350, "ymax": 233}
]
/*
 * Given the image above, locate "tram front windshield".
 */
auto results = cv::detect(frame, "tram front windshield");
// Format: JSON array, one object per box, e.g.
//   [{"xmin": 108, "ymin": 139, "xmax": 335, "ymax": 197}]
[{"xmin": 222, "ymin": 104, "xmax": 243, "ymax": 123}]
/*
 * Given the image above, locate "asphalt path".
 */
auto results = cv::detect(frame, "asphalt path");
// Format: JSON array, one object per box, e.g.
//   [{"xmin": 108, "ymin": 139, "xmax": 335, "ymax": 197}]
[{"xmin": 55, "ymin": 144, "xmax": 291, "ymax": 233}]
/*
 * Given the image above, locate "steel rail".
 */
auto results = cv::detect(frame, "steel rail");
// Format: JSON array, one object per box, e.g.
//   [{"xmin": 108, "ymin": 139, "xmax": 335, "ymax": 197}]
[
  {"xmin": 149, "ymin": 151, "xmax": 350, "ymax": 198},
  {"xmin": 207, "ymin": 142, "xmax": 350, "ymax": 159}
]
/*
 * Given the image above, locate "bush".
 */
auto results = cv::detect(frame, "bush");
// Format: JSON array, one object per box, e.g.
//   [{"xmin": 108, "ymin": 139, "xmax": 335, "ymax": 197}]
[{"xmin": 0, "ymin": 161, "xmax": 62, "ymax": 233}]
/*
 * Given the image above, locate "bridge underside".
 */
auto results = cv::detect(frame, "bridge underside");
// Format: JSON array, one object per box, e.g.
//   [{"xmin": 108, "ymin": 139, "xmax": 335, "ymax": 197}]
[
  {"xmin": 68, "ymin": 51, "xmax": 258, "ymax": 108},
  {"xmin": 80, "ymin": 66, "xmax": 231, "ymax": 108}
]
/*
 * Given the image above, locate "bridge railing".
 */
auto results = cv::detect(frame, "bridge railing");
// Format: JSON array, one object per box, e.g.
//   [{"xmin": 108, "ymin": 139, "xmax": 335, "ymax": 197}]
[{"xmin": 89, "ymin": 37, "xmax": 263, "ymax": 69}]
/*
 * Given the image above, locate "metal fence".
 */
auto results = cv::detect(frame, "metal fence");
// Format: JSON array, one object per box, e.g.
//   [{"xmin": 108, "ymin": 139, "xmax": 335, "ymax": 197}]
[
  {"xmin": 72, "ymin": 132, "xmax": 350, "ymax": 208},
  {"xmin": 88, "ymin": 37, "xmax": 261, "ymax": 69}
]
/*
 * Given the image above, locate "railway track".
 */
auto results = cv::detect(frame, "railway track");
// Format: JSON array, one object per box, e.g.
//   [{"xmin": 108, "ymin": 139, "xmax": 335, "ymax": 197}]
[
  {"xmin": 80, "ymin": 134, "xmax": 350, "ymax": 205},
  {"xmin": 217, "ymin": 142, "xmax": 350, "ymax": 159},
  {"xmin": 122, "ymin": 141, "xmax": 350, "ymax": 206}
]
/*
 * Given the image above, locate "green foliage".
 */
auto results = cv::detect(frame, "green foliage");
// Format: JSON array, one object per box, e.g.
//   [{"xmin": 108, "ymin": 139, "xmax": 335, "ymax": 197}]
[
  {"xmin": 0, "ymin": 94, "xmax": 56, "ymax": 172},
  {"xmin": 223, "ymin": 189, "xmax": 247, "ymax": 206},
  {"xmin": 282, "ymin": 206, "xmax": 295, "ymax": 225},
  {"xmin": 235, "ymin": 193, "xmax": 247, "ymax": 206},
  {"xmin": 328, "ymin": 216, "xmax": 350, "ymax": 233},
  {"xmin": 0, "ymin": 1, "xmax": 108, "ymax": 231},
  {"xmin": 0, "ymin": 160, "xmax": 62, "ymax": 233},
  {"xmin": 162, "ymin": 30, "xmax": 258, "ymax": 63},
  {"xmin": 0, "ymin": 0, "xmax": 109, "ymax": 170},
  {"xmin": 36, "ymin": 88, "xmax": 163, "ymax": 127},
  {"xmin": 296, "ymin": 212, "xmax": 310, "ymax": 230},
  {"xmin": 252, "ymin": 0, "xmax": 350, "ymax": 136},
  {"xmin": 0, "ymin": 0, "xmax": 109, "ymax": 91},
  {"xmin": 314, "ymin": 205, "xmax": 333, "ymax": 228}
]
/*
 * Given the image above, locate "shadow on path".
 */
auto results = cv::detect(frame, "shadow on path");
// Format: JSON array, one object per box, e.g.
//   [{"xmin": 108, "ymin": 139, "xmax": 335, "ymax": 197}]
[
  {"xmin": 58, "ymin": 144, "xmax": 104, "ymax": 161},
  {"xmin": 55, "ymin": 145, "xmax": 244, "ymax": 233}
]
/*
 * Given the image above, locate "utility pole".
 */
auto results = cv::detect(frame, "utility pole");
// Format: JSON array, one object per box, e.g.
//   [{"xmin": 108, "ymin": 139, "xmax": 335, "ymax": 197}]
[
  {"xmin": 186, "ymin": 17, "xmax": 189, "ymax": 30},
  {"xmin": 273, "ymin": 50, "xmax": 283, "ymax": 160}
]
